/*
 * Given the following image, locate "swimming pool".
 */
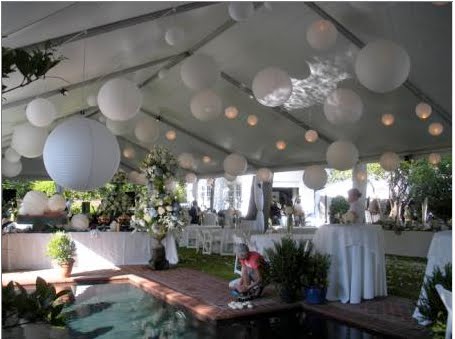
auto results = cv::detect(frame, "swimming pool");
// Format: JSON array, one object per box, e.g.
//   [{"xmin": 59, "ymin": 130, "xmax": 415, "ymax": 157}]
[{"xmin": 62, "ymin": 283, "xmax": 383, "ymax": 338}]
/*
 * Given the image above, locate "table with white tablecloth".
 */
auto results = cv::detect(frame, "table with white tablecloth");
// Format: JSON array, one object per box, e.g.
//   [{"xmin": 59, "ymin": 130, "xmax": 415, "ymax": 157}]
[
  {"xmin": 413, "ymin": 230, "xmax": 452, "ymax": 325},
  {"xmin": 2, "ymin": 231, "xmax": 179, "ymax": 271},
  {"xmin": 312, "ymin": 224, "xmax": 387, "ymax": 304}
]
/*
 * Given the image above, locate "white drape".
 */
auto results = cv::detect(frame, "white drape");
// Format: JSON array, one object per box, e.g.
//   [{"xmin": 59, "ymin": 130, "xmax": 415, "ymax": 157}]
[{"xmin": 254, "ymin": 176, "xmax": 265, "ymax": 233}]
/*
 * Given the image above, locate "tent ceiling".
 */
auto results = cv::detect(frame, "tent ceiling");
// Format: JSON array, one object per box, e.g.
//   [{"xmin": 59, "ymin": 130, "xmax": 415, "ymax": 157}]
[{"xmin": 1, "ymin": 1, "xmax": 452, "ymax": 180}]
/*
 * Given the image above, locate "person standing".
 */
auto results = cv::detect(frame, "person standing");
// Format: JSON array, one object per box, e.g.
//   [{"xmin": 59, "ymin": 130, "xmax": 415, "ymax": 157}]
[
  {"xmin": 189, "ymin": 200, "xmax": 201, "ymax": 225},
  {"xmin": 347, "ymin": 188, "xmax": 365, "ymax": 223},
  {"xmin": 293, "ymin": 197, "xmax": 305, "ymax": 226}
]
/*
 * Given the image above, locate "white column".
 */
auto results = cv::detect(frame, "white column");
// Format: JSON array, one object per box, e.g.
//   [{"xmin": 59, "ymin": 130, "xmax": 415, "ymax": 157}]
[{"xmin": 352, "ymin": 163, "xmax": 367, "ymax": 209}]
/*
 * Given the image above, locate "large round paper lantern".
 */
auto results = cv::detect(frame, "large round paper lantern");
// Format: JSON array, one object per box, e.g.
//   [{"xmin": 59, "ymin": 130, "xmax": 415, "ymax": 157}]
[
  {"xmin": 247, "ymin": 115, "xmax": 258, "ymax": 126},
  {"xmin": 190, "ymin": 89, "xmax": 222, "ymax": 121},
  {"xmin": 43, "ymin": 117, "xmax": 120, "ymax": 191},
  {"xmin": 165, "ymin": 26, "xmax": 185, "ymax": 46},
  {"xmin": 223, "ymin": 153, "xmax": 247, "ymax": 176},
  {"xmin": 134, "ymin": 117, "xmax": 160, "ymax": 143},
  {"xmin": 355, "ymin": 40, "xmax": 410, "ymax": 93},
  {"xmin": 185, "ymin": 172, "xmax": 197, "ymax": 184},
  {"xmin": 5, "ymin": 148, "xmax": 21, "ymax": 163},
  {"xmin": 178, "ymin": 153, "xmax": 195, "ymax": 169},
  {"xmin": 181, "ymin": 54, "xmax": 219, "ymax": 90},
  {"xmin": 252, "ymin": 67, "xmax": 293, "ymax": 107},
  {"xmin": 106, "ymin": 118, "xmax": 133, "ymax": 136},
  {"xmin": 48, "ymin": 194, "xmax": 66, "ymax": 212},
  {"xmin": 2, "ymin": 158, "xmax": 22, "ymax": 177},
  {"xmin": 26, "ymin": 98, "xmax": 57, "ymax": 127},
  {"xmin": 305, "ymin": 130, "xmax": 319, "ymax": 143},
  {"xmin": 98, "ymin": 78, "xmax": 142, "ymax": 121},
  {"xmin": 428, "ymin": 122, "xmax": 443, "ymax": 136},
  {"xmin": 381, "ymin": 113, "xmax": 395, "ymax": 126},
  {"xmin": 306, "ymin": 20, "xmax": 337, "ymax": 50},
  {"xmin": 326, "ymin": 141, "xmax": 359, "ymax": 170},
  {"xmin": 228, "ymin": 2, "xmax": 254, "ymax": 21},
  {"xmin": 71, "ymin": 214, "xmax": 89, "ymax": 231},
  {"xmin": 87, "ymin": 95, "xmax": 97, "ymax": 107},
  {"xmin": 11, "ymin": 123, "xmax": 48, "ymax": 158},
  {"xmin": 428, "ymin": 153, "xmax": 441, "ymax": 165},
  {"xmin": 303, "ymin": 166, "xmax": 328, "ymax": 190},
  {"xmin": 165, "ymin": 130, "xmax": 176, "ymax": 141},
  {"xmin": 415, "ymin": 102, "xmax": 432, "ymax": 120},
  {"xmin": 122, "ymin": 146, "xmax": 135, "ymax": 159},
  {"xmin": 225, "ymin": 106, "xmax": 239, "ymax": 119},
  {"xmin": 224, "ymin": 172, "xmax": 237, "ymax": 182},
  {"xmin": 324, "ymin": 88, "xmax": 363, "ymax": 125},
  {"xmin": 379, "ymin": 152, "xmax": 400, "ymax": 171},
  {"xmin": 257, "ymin": 168, "xmax": 273, "ymax": 182},
  {"xmin": 22, "ymin": 191, "xmax": 48, "ymax": 215}
]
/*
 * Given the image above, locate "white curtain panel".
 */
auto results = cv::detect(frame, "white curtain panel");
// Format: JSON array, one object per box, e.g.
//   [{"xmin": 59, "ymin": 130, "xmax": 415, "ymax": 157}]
[{"xmin": 253, "ymin": 176, "xmax": 265, "ymax": 233}]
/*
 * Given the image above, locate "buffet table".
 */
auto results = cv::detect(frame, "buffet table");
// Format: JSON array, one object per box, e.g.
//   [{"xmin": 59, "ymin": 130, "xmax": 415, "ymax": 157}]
[
  {"xmin": 2, "ymin": 232, "xmax": 178, "ymax": 271},
  {"xmin": 312, "ymin": 224, "xmax": 387, "ymax": 304}
]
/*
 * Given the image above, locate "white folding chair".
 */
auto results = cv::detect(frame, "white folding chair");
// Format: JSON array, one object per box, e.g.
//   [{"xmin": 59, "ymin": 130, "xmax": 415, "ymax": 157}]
[
  {"xmin": 435, "ymin": 284, "xmax": 452, "ymax": 339},
  {"xmin": 365, "ymin": 210, "xmax": 373, "ymax": 224},
  {"xmin": 186, "ymin": 228, "xmax": 198, "ymax": 249},
  {"xmin": 201, "ymin": 229, "xmax": 222, "ymax": 254},
  {"xmin": 195, "ymin": 229, "xmax": 205, "ymax": 253},
  {"xmin": 220, "ymin": 230, "xmax": 235, "ymax": 256}
]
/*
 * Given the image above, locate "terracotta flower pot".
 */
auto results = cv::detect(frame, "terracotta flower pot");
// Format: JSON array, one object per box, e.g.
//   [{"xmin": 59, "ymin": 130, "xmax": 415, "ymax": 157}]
[{"xmin": 59, "ymin": 259, "xmax": 75, "ymax": 278}]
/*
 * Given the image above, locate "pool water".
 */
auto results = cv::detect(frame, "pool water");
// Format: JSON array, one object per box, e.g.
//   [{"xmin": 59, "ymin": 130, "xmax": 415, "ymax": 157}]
[{"xmin": 63, "ymin": 283, "xmax": 384, "ymax": 339}]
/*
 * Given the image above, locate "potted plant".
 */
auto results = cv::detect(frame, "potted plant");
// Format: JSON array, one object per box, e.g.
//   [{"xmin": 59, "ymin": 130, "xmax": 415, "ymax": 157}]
[
  {"xmin": 46, "ymin": 231, "xmax": 76, "ymax": 277},
  {"xmin": 265, "ymin": 237, "xmax": 312, "ymax": 303},
  {"xmin": 329, "ymin": 196, "xmax": 349, "ymax": 224},
  {"xmin": 302, "ymin": 252, "xmax": 331, "ymax": 304}
]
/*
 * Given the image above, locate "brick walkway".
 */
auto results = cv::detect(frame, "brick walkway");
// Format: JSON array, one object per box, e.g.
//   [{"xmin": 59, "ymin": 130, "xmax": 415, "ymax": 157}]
[{"xmin": 3, "ymin": 266, "xmax": 431, "ymax": 338}]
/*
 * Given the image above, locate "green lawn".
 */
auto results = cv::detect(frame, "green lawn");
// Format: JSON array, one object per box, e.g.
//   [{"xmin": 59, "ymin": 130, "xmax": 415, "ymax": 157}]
[{"xmin": 177, "ymin": 247, "xmax": 427, "ymax": 300}]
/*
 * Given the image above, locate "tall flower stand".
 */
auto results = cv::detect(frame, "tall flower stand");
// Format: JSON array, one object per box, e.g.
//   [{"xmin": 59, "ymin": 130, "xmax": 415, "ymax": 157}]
[{"xmin": 149, "ymin": 237, "xmax": 169, "ymax": 270}]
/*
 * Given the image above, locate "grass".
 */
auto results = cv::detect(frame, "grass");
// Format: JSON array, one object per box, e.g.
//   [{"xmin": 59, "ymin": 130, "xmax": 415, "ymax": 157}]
[{"xmin": 178, "ymin": 247, "xmax": 427, "ymax": 301}]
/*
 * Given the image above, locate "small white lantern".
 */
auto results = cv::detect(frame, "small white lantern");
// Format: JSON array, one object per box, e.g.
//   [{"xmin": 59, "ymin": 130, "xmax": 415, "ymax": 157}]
[
  {"xmin": 303, "ymin": 165, "xmax": 328, "ymax": 190},
  {"xmin": 134, "ymin": 117, "xmax": 160, "ymax": 143},
  {"xmin": 2, "ymin": 158, "xmax": 22, "ymax": 178},
  {"xmin": 106, "ymin": 118, "xmax": 133, "ymax": 136},
  {"xmin": 202, "ymin": 155, "xmax": 211, "ymax": 164},
  {"xmin": 43, "ymin": 117, "xmax": 120, "ymax": 191},
  {"xmin": 22, "ymin": 190, "xmax": 49, "ymax": 215},
  {"xmin": 247, "ymin": 115, "xmax": 258, "ymax": 126},
  {"xmin": 185, "ymin": 172, "xmax": 197, "ymax": 184},
  {"xmin": 276, "ymin": 140, "xmax": 287, "ymax": 150},
  {"xmin": 379, "ymin": 152, "xmax": 400, "ymax": 171},
  {"xmin": 256, "ymin": 168, "xmax": 273, "ymax": 182},
  {"xmin": 428, "ymin": 153, "xmax": 442, "ymax": 165},
  {"xmin": 224, "ymin": 172, "xmax": 237, "ymax": 182},
  {"xmin": 98, "ymin": 78, "xmax": 142, "ymax": 121},
  {"xmin": 306, "ymin": 20, "xmax": 338, "ymax": 50},
  {"xmin": 223, "ymin": 153, "xmax": 248, "ymax": 176},
  {"xmin": 71, "ymin": 214, "xmax": 89, "ymax": 231},
  {"xmin": 415, "ymin": 102, "xmax": 432, "ymax": 120},
  {"xmin": 355, "ymin": 40, "xmax": 410, "ymax": 93},
  {"xmin": 5, "ymin": 148, "xmax": 21, "ymax": 163},
  {"xmin": 252, "ymin": 67, "xmax": 293, "ymax": 107},
  {"xmin": 178, "ymin": 153, "xmax": 195, "ymax": 169},
  {"xmin": 26, "ymin": 98, "xmax": 57, "ymax": 127},
  {"xmin": 190, "ymin": 89, "xmax": 222, "ymax": 121},
  {"xmin": 11, "ymin": 123, "xmax": 48, "ymax": 158},
  {"xmin": 428, "ymin": 122, "xmax": 443, "ymax": 136},
  {"xmin": 181, "ymin": 54, "xmax": 219, "ymax": 90},
  {"xmin": 305, "ymin": 130, "xmax": 319, "ymax": 143},
  {"xmin": 323, "ymin": 88, "xmax": 363, "ymax": 125},
  {"xmin": 48, "ymin": 194, "xmax": 66, "ymax": 212},
  {"xmin": 381, "ymin": 113, "xmax": 395, "ymax": 126},
  {"xmin": 326, "ymin": 141, "xmax": 359, "ymax": 170},
  {"xmin": 123, "ymin": 146, "xmax": 136, "ymax": 159},
  {"xmin": 165, "ymin": 130, "xmax": 176, "ymax": 141},
  {"xmin": 165, "ymin": 26, "xmax": 185, "ymax": 46},
  {"xmin": 228, "ymin": 2, "xmax": 254, "ymax": 21},
  {"xmin": 87, "ymin": 95, "xmax": 97, "ymax": 107},
  {"xmin": 225, "ymin": 106, "xmax": 239, "ymax": 119}
]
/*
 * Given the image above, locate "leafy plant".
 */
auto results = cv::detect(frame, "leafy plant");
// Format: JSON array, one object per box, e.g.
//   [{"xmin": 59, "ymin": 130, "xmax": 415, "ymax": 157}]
[
  {"xmin": 46, "ymin": 232, "xmax": 76, "ymax": 265},
  {"xmin": 30, "ymin": 181, "xmax": 56, "ymax": 197},
  {"xmin": 329, "ymin": 196, "xmax": 349, "ymax": 223},
  {"xmin": 302, "ymin": 252, "xmax": 331, "ymax": 289}
]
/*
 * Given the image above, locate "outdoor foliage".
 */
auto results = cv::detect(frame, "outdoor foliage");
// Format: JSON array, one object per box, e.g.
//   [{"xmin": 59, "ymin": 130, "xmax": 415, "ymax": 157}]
[
  {"xmin": 328, "ymin": 163, "xmax": 387, "ymax": 183},
  {"xmin": 302, "ymin": 252, "xmax": 331, "ymax": 289},
  {"xmin": 329, "ymin": 196, "xmax": 349, "ymax": 223},
  {"xmin": 30, "ymin": 181, "xmax": 56, "ymax": 197},
  {"xmin": 46, "ymin": 232, "xmax": 76, "ymax": 265},
  {"xmin": 97, "ymin": 171, "xmax": 133, "ymax": 218},
  {"xmin": 1, "ymin": 179, "xmax": 32, "ymax": 199}
]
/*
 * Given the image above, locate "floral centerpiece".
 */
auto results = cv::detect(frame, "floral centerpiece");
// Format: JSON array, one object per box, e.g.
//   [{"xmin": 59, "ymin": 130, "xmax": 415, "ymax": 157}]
[
  {"xmin": 97, "ymin": 171, "xmax": 132, "ymax": 224},
  {"xmin": 341, "ymin": 211, "xmax": 356, "ymax": 224}
]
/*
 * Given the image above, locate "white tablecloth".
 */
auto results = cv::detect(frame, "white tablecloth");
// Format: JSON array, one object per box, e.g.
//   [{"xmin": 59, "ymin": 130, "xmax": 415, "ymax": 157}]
[
  {"xmin": 413, "ymin": 231, "xmax": 452, "ymax": 324},
  {"xmin": 2, "ymin": 232, "xmax": 179, "ymax": 271},
  {"xmin": 312, "ymin": 224, "xmax": 387, "ymax": 304}
]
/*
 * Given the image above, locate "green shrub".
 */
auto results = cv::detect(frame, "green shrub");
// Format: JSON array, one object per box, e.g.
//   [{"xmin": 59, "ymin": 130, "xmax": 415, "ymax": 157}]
[
  {"xmin": 329, "ymin": 196, "xmax": 349, "ymax": 223},
  {"xmin": 46, "ymin": 232, "xmax": 76, "ymax": 265},
  {"xmin": 302, "ymin": 252, "xmax": 331, "ymax": 289}
]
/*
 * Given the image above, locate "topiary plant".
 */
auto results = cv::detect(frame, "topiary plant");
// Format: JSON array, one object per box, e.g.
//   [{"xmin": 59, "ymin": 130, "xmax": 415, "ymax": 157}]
[
  {"xmin": 329, "ymin": 196, "xmax": 349, "ymax": 223},
  {"xmin": 46, "ymin": 232, "xmax": 76, "ymax": 265}
]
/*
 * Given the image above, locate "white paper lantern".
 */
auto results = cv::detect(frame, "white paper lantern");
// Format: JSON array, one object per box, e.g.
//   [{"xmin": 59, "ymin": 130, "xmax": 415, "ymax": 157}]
[
  {"xmin": 181, "ymin": 54, "xmax": 219, "ymax": 90},
  {"xmin": 123, "ymin": 146, "xmax": 136, "ymax": 159},
  {"xmin": 326, "ymin": 141, "xmax": 359, "ymax": 170},
  {"xmin": 381, "ymin": 113, "xmax": 395, "ymax": 126},
  {"xmin": 228, "ymin": 2, "xmax": 254, "ymax": 21},
  {"xmin": 165, "ymin": 130, "xmax": 176, "ymax": 141},
  {"xmin": 22, "ymin": 191, "xmax": 48, "ymax": 215},
  {"xmin": 158, "ymin": 69, "xmax": 169, "ymax": 80},
  {"xmin": 87, "ymin": 95, "xmax": 97, "ymax": 107},
  {"xmin": 324, "ymin": 88, "xmax": 363, "ymax": 125},
  {"xmin": 305, "ymin": 130, "xmax": 319, "ymax": 143},
  {"xmin": 428, "ymin": 153, "xmax": 441, "ymax": 165},
  {"xmin": 306, "ymin": 20, "xmax": 337, "ymax": 50},
  {"xmin": 71, "ymin": 214, "xmax": 89, "ymax": 231},
  {"xmin": 26, "ymin": 98, "xmax": 57, "ymax": 127},
  {"xmin": 185, "ymin": 172, "xmax": 197, "ymax": 184},
  {"xmin": 43, "ymin": 117, "xmax": 120, "ymax": 191},
  {"xmin": 12, "ymin": 123, "xmax": 48, "ymax": 158},
  {"xmin": 247, "ymin": 115, "xmax": 258, "ymax": 126},
  {"xmin": 428, "ymin": 122, "xmax": 443, "ymax": 136},
  {"xmin": 252, "ymin": 67, "xmax": 293, "ymax": 107},
  {"xmin": 98, "ymin": 78, "xmax": 142, "ymax": 121},
  {"xmin": 303, "ymin": 165, "xmax": 328, "ymax": 190},
  {"xmin": 202, "ymin": 155, "xmax": 211, "ymax": 164},
  {"xmin": 225, "ymin": 106, "xmax": 239, "ymax": 119},
  {"xmin": 224, "ymin": 153, "xmax": 247, "ymax": 176},
  {"xmin": 276, "ymin": 140, "xmax": 287, "ymax": 150},
  {"xmin": 5, "ymin": 148, "xmax": 21, "ymax": 163},
  {"xmin": 256, "ymin": 168, "xmax": 273, "ymax": 182},
  {"xmin": 415, "ymin": 102, "xmax": 432, "ymax": 120},
  {"xmin": 224, "ymin": 172, "xmax": 237, "ymax": 182},
  {"xmin": 48, "ymin": 194, "xmax": 66, "ymax": 212},
  {"xmin": 355, "ymin": 40, "xmax": 410, "ymax": 93},
  {"xmin": 106, "ymin": 118, "xmax": 133, "ymax": 136},
  {"xmin": 178, "ymin": 153, "xmax": 195, "ymax": 170},
  {"xmin": 165, "ymin": 26, "xmax": 185, "ymax": 46},
  {"xmin": 134, "ymin": 117, "xmax": 160, "ymax": 143},
  {"xmin": 190, "ymin": 89, "xmax": 222, "ymax": 121},
  {"xmin": 379, "ymin": 152, "xmax": 400, "ymax": 171},
  {"xmin": 2, "ymin": 158, "xmax": 22, "ymax": 177}
]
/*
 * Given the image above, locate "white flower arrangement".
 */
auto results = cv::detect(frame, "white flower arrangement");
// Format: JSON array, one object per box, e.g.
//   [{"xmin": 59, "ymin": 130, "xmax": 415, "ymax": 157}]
[
  {"xmin": 341, "ymin": 211, "xmax": 356, "ymax": 224},
  {"xmin": 98, "ymin": 171, "xmax": 132, "ymax": 218}
]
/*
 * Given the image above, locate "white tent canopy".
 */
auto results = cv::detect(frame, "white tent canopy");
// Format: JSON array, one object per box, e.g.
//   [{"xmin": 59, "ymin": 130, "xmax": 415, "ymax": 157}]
[{"xmin": 1, "ymin": 2, "xmax": 451, "ymax": 180}]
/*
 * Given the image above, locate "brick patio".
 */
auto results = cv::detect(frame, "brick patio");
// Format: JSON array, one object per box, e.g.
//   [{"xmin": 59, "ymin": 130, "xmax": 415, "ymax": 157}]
[{"xmin": 3, "ymin": 266, "xmax": 431, "ymax": 338}]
